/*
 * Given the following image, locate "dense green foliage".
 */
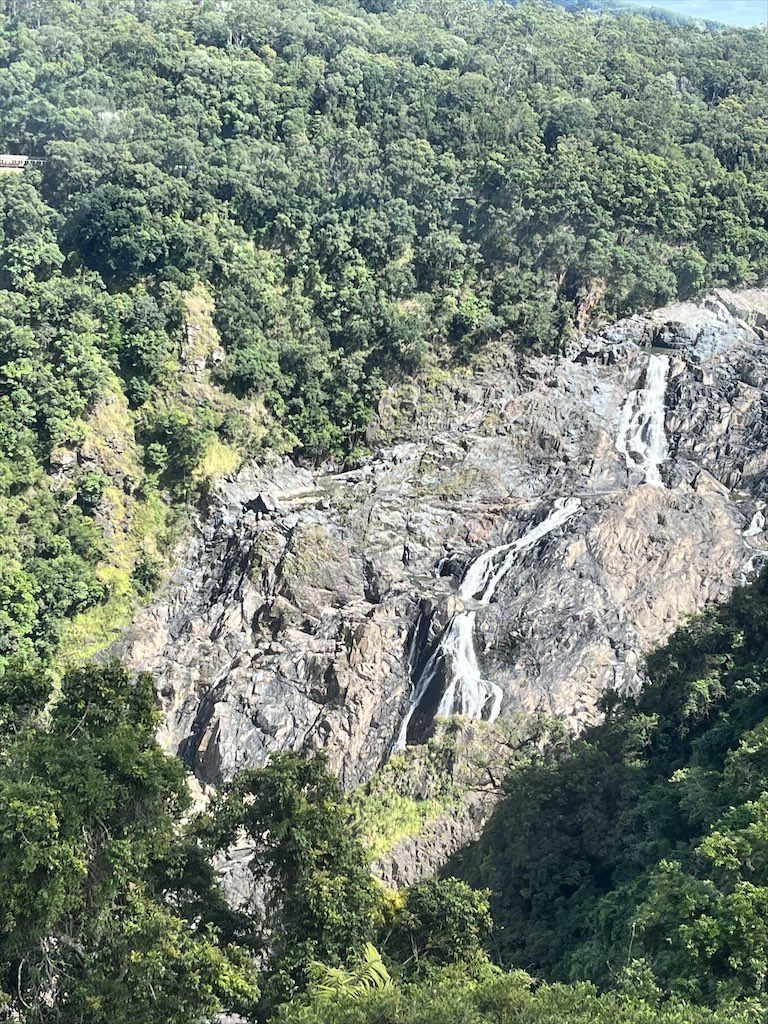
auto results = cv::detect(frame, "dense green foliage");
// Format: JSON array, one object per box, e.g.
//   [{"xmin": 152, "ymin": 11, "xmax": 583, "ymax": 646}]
[
  {"xmin": 1, "ymin": 0, "xmax": 768, "ymax": 1019},
  {"xmin": 7, "ymin": 631, "xmax": 768, "ymax": 1022},
  {"xmin": 15, "ymin": 0, "xmax": 766, "ymax": 410},
  {"xmin": 0, "ymin": 166, "xmax": 177, "ymax": 668},
  {"xmin": 0, "ymin": 0, "xmax": 767, "ymax": 666},
  {"xmin": 271, "ymin": 573, "xmax": 768, "ymax": 1022},
  {"xmin": 0, "ymin": 175, "xmax": 111, "ymax": 662},
  {"xmin": 203, "ymin": 752, "xmax": 494, "ymax": 1017},
  {"xmin": 0, "ymin": 659, "xmax": 259, "ymax": 1022},
  {"xmin": 206, "ymin": 752, "xmax": 384, "ymax": 1016},
  {"xmin": 454, "ymin": 568, "xmax": 768, "ymax": 1005},
  {"xmin": 276, "ymin": 966, "xmax": 765, "ymax": 1024}
]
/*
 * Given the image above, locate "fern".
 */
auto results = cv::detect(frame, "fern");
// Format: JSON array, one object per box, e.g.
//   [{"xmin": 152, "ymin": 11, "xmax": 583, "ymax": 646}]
[{"xmin": 309, "ymin": 944, "xmax": 392, "ymax": 1002}]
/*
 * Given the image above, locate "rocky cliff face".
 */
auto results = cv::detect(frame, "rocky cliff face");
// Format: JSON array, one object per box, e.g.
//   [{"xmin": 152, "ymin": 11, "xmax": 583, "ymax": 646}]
[{"xmin": 116, "ymin": 288, "xmax": 768, "ymax": 824}]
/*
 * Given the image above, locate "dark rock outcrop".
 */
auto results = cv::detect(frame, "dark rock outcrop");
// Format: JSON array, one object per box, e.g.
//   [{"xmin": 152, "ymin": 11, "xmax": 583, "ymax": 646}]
[{"xmin": 115, "ymin": 289, "xmax": 768, "ymax": 815}]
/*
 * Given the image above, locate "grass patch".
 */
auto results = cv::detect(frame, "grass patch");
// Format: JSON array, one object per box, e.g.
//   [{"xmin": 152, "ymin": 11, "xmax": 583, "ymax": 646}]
[
  {"xmin": 348, "ymin": 787, "xmax": 450, "ymax": 861},
  {"xmin": 57, "ymin": 572, "xmax": 134, "ymax": 670},
  {"xmin": 57, "ymin": 485, "xmax": 176, "ymax": 668},
  {"xmin": 197, "ymin": 437, "xmax": 241, "ymax": 481},
  {"xmin": 347, "ymin": 744, "xmax": 461, "ymax": 861}
]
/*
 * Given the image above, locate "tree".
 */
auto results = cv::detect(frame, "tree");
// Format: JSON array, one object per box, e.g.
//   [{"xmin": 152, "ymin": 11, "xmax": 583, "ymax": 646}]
[
  {"xmin": 207, "ymin": 753, "xmax": 382, "ymax": 1016},
  {"xmin": 453, "ymin": 569, "xmax": 768, "ymax": 996},
  {"xmin": 0, "ymin": 660, "xmax": 258, "ymax": 1022},
  {"xmin": 382, "ymin": 877, "xmax": 493, "ymax": 976}
]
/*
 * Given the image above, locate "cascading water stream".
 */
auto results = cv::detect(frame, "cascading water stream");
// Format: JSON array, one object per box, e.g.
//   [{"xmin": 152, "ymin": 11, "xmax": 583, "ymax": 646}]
[
  {"xmin": 615, "ymin": 354, "xmax": 670, "ymax": 487},
  {"xmin": 394, "ymin": 354, "xmax": 671, "ymax": 751},
  {"xmin": 740, "ymin": 509, "xmax": 766, "ymax": 584},
  {"xmin": 744, "ymin": 511, "xmax": 765, "ymax": 538},
  {"xmin": 393, "ymin": 497, "xmax": 581, "ymax": 750}
]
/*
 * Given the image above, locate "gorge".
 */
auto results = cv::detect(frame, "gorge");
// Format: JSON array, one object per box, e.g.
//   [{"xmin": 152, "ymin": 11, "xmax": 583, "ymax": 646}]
[
  {"xmin": 116, "ymin": 286, "xmax": 768, "ymax": 883},
  {"xmin": 2, "ymin": 0, "xmax": 768, "ymax": 1016},
  {"xmin": 395, "ymin": 345, "xmax": 675, "ymax": 748}
]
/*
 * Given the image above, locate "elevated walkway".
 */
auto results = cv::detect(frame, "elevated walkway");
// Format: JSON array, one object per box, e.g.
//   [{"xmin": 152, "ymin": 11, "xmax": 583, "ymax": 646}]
[{"xmin": 0, "ymin": 154, "xmax": 45, "ymax": 172}]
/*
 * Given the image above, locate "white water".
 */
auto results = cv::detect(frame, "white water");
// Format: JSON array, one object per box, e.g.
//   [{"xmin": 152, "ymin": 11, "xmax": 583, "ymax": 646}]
[
  {"xmin": 739, "ymin": 510, "xmax": 766, "ymax": 584},
  {"xmin": 615, "ymin": 354, "xmax": 670, "ymax": 487},
  {"xmin": 394, "ymin": 354, "xmax": 671, "ymax": 749},
  {"xmin": 394, "ymin": 498, "xmax": 581, "ymax": 750},
  {"xmin": 392, "ymin": 644, "xmax": 442, "ymax": 752},
  {"xmin": 744, "ymin": 510, "xmax": 765, "ymax": 538}
]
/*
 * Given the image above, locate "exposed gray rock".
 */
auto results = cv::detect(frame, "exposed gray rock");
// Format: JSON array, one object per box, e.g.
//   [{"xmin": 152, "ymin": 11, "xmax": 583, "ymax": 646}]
[
  {"xmin": 115, "ymin": 289, "xmax": 768, "ymax": 819},
  {"xmin": 373, "ymin": 791, "xmax": 497, "ymax": 890}
]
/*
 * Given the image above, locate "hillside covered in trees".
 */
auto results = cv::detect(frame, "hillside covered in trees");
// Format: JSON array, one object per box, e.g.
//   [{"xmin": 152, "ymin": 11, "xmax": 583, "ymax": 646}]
[
  {"xmin": 5, "ymin": 572, "xmax": 768, "ymax": 1021},
  {"xmin": 454, "ymin": 567, "xmax": 768, "ymax": 1004},
  {"xmin": 1, "ymin": 0, "xmax": 768, "ymax": 1020},
  {"xmin": 0, "ymin": 0, "xmax": 767, "ymax": 672}
]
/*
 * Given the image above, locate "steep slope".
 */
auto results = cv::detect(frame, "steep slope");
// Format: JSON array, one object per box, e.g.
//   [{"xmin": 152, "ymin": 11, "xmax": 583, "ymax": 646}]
[
  {"xmin": 451, "ymin": 545, "xmax": 768, "ymax": 1002},
  {"xmin": 2, "ymin": 0, "xmax": 767, "ymax": 678},
  {"xmin": 116, "ymin": 288, "xmax": 768, "ymax": 806}
]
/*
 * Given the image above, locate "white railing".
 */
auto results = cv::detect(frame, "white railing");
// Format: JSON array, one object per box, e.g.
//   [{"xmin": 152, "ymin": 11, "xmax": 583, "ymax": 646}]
[{"xmin": 0, "ymin": 154, "xmax": 45, "ymax": 168}]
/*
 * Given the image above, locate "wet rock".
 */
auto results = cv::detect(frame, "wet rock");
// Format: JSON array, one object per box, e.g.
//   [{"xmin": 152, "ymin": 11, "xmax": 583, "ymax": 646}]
[{"xmin": 114, "ymin": 290, "xmax": 768, "ymax": 809}]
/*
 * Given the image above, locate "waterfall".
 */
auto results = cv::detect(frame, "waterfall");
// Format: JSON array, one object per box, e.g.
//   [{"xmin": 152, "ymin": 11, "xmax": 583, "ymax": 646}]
[
  {"xmin": 392, "ymin": 643, "xmax": 442, "ymax": 752},
  {"xmin": 740, "ymin": 509, "xmax": 766, "ymax": 584},
  {"xmin": 616, "ymin": 354, "xmax": 670, "ymax": 487},
  {"xmin": 744, "ymin": 511, "xmax": 765, "ymax": 538},
  {"xmin": 394, "ymin": 353, "xmax": 670, "ymax": 750},
  {"xmin": 393, "ymin": 497, "xmax": 581, "ymax": 750}
]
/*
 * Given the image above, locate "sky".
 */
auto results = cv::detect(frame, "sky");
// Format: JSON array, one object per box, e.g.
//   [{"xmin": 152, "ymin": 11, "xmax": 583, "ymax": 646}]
[{"xmin": 623, "ymin": 0, "xmax": 768, "ymax": 25}]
